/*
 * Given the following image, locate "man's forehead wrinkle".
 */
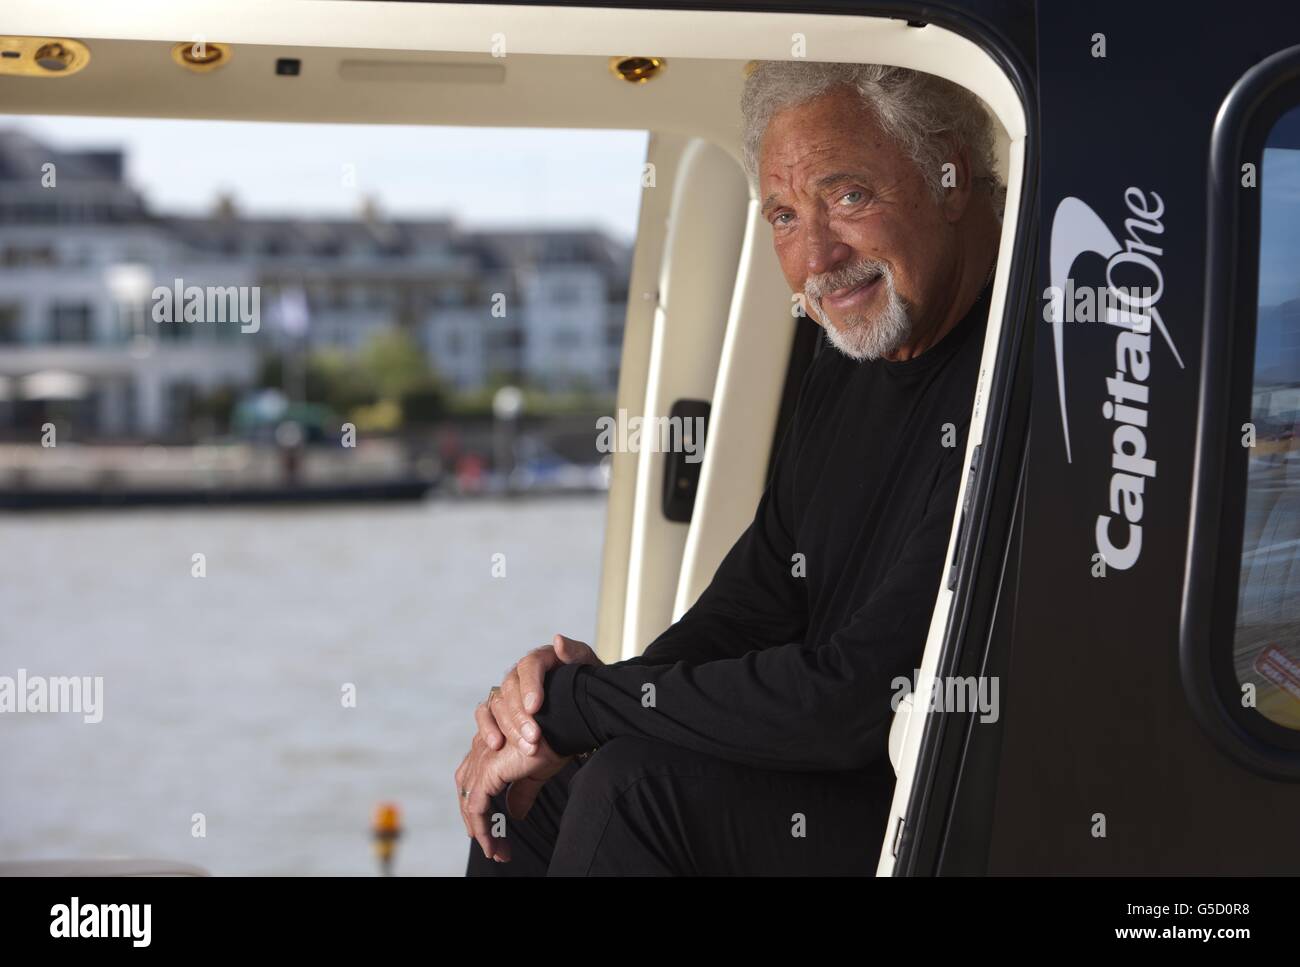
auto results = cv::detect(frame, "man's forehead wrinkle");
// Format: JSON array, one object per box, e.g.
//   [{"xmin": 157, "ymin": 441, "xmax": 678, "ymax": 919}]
[{"xmin": 758, "ymin": 110, "xmax": 885, "ymax": 216}]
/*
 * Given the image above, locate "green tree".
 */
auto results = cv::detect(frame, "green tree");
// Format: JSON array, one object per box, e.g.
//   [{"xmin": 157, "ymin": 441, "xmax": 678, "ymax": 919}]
[
  {"xmin": 362, "ymin": 330, "xmax": 433, "ymax": 399},
  {"xmin": 359, "ymin": 330, "xmax": 448, "ymax": 426}
]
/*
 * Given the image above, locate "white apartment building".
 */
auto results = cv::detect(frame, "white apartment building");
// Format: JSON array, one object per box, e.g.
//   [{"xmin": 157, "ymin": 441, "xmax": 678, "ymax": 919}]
[
  {"xmin": 424, "ymin": 229, "xmax": 629, "ymax": 394},
  {"xmin": 0, "ymin": 129, "xmax": 631, "ymax": 440},
  {"xmin": 0, "ymin": 132, "xmax": 259, "ymax": 438}
]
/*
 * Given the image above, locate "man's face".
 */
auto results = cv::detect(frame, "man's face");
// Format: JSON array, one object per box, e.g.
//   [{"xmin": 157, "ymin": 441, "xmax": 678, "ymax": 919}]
[{"xmin": 758, "ymin": 86, "xmax": 960, "ymax": 359}]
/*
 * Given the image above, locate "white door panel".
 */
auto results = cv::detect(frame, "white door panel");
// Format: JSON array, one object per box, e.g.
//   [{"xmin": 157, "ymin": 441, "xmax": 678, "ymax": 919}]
[
  {"xmin": 674, "ymin": 206, "xmax": 795, "ymax": 617},
  {"xmin": 592, "ymin": 131, "xmax": 688, "ymax": 662},
  {"xmin": 620, "ymin": 138, "xmax": 750, "ymax": 659}
]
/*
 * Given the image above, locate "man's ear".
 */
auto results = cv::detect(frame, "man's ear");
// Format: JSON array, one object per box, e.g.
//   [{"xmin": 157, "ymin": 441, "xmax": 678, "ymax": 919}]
[{"xmin": 939, "ymin": 140, "xmax": 974, "ymax": 223}]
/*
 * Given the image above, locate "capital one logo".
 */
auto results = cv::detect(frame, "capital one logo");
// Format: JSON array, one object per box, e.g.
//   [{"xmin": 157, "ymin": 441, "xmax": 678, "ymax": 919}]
[{"xmin": 1045, "ymin": 190, "xmax": 1184, "ymax": 570}]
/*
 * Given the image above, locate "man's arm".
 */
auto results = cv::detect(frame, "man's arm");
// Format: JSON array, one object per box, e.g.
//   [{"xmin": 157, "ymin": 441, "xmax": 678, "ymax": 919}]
[
  {"xmin": 535, "ymin": 444, "xmax": 964, "ymax": 773},
  {"xmin": 474, "ymin": 408, "xmax": 809, "ymax": 760}
]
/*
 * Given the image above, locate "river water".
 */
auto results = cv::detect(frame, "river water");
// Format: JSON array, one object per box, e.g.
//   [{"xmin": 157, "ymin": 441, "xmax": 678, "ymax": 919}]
[{"xmin": 0, "ymin": 495, "xmax": 607, "ymax": 875}]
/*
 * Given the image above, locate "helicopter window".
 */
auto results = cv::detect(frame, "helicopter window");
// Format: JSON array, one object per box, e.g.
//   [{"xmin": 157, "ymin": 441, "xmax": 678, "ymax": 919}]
[
  {"xmin": 1233, "ymin": 103, "xmax": 1300, "ymax": 733},
  {"xmin": 0, "ymin": 113, "xmax": 644, "ymax": 871}
]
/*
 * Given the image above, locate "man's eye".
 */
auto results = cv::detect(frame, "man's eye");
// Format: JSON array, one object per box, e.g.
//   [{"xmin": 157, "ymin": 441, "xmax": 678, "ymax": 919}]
[
  {"xmin": 772, "ymin": 211, "xmax": 794, "ymax": 226},
  {"xmin": 839, "ymin": 189, "xmax": 866, "ymax": 205}
]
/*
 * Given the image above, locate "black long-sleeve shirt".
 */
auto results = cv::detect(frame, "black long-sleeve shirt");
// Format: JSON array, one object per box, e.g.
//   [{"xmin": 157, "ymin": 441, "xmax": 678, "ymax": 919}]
[{"xmin": 536, "ymin": 285, "xmax": 991, "ymax": 773}]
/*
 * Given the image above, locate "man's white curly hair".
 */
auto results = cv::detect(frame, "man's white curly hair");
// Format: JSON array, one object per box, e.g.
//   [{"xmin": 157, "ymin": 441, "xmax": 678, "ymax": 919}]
[{"xmin": 740, "ymin": 61, "xmax": 1005, "ymax": 218}]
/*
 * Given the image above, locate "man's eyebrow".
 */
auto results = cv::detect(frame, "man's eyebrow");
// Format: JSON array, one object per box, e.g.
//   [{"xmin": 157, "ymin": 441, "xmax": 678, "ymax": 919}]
[
  {"xmin": 813, "ymin": 171, "xmax": 865, "ymax": 191},
  {"xmin": 760, "ymin": 172, "xmax": 868, "ymax": 217}
]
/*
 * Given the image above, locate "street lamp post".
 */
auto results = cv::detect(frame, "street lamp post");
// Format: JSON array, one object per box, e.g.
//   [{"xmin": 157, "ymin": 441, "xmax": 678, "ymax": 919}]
[{"xmin": 492, "ymin": 385, "xmax": 523, "ymax": 495}]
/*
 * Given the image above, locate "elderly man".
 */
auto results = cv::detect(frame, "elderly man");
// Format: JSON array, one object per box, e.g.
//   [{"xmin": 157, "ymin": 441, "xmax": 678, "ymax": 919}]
[{"xmin": 457, "ymin": 60, "xmax": 1004, "ymax": 876}]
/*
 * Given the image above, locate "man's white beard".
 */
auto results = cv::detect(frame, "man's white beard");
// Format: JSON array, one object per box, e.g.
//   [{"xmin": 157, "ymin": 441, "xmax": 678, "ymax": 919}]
[{"xmin": 805, "ymin": 260, "xmax": 912, "ymax": 362}]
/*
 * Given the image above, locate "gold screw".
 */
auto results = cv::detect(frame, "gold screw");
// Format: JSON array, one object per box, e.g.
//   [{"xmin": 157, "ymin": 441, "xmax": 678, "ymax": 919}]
[
  {"xmin": 171, "ymin": 41, "xmax": 231, "ymax": 73},
  {"xmin": 609, "ymin": 56, "xmax": 665, "ymax": 84},
  {"xmin": 34, "ymin": 43, "xmax": 74, "ymax": 72}
]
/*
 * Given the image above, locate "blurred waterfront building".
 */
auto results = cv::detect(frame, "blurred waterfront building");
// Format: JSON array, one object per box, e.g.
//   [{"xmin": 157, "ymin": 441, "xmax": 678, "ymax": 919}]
[{"xmin": 0, "ymin": 129, "xmax": 630, "ymax": 441}]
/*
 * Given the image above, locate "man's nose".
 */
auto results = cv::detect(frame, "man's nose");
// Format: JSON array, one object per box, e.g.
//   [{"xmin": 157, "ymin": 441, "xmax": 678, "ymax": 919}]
[{"xmin": 803, "ymin": 218, "xmax": 851, "ymax": 279}]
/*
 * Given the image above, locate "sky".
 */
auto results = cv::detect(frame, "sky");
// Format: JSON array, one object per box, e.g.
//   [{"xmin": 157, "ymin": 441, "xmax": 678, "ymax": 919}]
[
  {"xmin": 1260, "ymin": 144, "xmax": 1300, "ymax": 309},
  {"xmin": 5, "ymin": 115, "xmax": 649, "ymax": 244}
]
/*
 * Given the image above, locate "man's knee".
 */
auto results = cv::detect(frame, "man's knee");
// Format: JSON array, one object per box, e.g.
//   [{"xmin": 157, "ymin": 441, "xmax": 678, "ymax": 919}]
[
  {"xmin": 567, "ymin": 736, "xmax": 663, "ymax": 804},
  {"xmin": 554, "ymin": 737, "xmax": 667, "ymax": 841},
  {"xmin": 549, "ymin": 737, "xmax": 680, "ymax": 875}
]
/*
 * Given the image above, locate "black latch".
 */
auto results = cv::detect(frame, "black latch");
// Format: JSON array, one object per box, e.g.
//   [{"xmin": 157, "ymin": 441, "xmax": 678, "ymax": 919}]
[{"xmin": 661, "ymin": 399, "xmax": 711, "ymax": 522}]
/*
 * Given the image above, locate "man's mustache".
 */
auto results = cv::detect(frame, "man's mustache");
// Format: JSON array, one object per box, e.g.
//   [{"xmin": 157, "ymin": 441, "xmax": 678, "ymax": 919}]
[{"xmin": 804, "ymin": 259, "xmax": 890, "ymax": 321}]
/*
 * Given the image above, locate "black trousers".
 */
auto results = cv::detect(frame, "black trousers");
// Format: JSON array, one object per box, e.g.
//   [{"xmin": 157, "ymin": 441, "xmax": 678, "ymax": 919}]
[{"xmin": 464, "ymin": 736, "xmax": 895, "ymax": 876}]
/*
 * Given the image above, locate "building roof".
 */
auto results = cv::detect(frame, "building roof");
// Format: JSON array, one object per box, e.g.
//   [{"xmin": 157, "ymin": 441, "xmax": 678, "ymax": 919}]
[
  {"xmin": 0, "ymin": 130, "xmax": 632, "ymax": 285},
  {"xmin": 0, "ymin": 128, "xmax": 127, "ymax": 183}
]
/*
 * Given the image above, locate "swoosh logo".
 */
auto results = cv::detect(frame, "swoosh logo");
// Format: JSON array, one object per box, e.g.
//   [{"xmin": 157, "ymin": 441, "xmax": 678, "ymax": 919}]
[{"xmin": 1047, "ymin": 195, "xmax": 1184, "ymax": 463}]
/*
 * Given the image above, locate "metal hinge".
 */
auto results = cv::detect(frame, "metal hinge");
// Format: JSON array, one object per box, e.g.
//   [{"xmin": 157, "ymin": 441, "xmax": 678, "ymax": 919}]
[
  {"xmin": 892, "ymin": 817, "xmax": 906, "ymax": 858},
  {"xmin": 946, "ymin": 444, "xmax": 983, "ymax": 590}
]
